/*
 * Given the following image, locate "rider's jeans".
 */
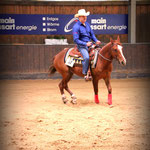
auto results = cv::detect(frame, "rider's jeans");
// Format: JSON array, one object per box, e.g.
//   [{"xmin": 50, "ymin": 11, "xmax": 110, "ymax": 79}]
[{"xmin": 78, "ymin": 45, "xmax": 89, "ymax": 75}]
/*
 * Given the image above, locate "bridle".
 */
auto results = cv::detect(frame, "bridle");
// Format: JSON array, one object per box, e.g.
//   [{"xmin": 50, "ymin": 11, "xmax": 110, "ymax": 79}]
[{"xmin": 97, "ymin": 43, "xmax": 121, "ymax": 62}]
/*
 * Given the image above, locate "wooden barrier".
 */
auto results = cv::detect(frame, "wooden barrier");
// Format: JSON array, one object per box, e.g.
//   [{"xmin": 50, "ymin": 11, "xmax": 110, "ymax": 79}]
[{"xmin": 0, "ymin": 43, "xmax": 150, "ymax": 79}]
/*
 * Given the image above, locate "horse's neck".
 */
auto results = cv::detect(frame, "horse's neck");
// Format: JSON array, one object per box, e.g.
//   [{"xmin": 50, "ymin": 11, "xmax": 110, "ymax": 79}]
[
  {"xmin": 98, "ymin": 42, "xmax": 112, "ymax": 66},
  {"xmin": 101, "ymin": 42, "xmax": 111, "ymax": 55}
]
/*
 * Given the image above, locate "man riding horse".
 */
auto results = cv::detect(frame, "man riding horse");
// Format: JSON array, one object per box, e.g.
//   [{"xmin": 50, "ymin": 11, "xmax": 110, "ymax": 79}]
[
  {"xmin": 73, "ymin": 9, "xmax": 101, "ymax": 81},
  {"xmin": 49, "ymin": 9, "xmax": 126, "ymax": 105}
]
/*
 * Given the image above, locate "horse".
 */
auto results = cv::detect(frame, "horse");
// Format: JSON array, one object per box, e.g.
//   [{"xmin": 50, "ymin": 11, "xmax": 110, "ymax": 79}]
[{"xmin": 49, "ymin": 36, "xmax": 126, "ymax": 105}]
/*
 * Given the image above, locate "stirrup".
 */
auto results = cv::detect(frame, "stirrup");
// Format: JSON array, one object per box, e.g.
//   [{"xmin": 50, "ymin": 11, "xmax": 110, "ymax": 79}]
[{"xmin": 84, "ymin": 74, "xmax": 92, "ymax": 81}]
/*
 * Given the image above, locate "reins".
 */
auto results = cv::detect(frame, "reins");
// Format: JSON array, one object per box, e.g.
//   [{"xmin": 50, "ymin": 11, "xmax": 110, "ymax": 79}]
[
  {"xmin": 98, "ymin": 52, "xmax": 112, "ymax": 62},
  {"xmin": 97, "ymin": 44, "xmax": 112, "ymax": 62},
  {"xmin": 89, "ymin": 43, "xmax": 112, "ymax": 62}
]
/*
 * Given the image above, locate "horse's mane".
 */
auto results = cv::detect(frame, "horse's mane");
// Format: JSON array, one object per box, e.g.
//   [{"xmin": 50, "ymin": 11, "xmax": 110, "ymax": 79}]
[{"xmin": 101, "ymin": 42, "xmax": 111, "ymax": 51}]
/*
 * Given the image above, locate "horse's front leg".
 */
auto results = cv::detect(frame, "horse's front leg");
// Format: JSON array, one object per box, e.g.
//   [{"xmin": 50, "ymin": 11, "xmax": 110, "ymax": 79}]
[
  {"xmin": 104, "ymin": 77, "xmax": 112, "ymax": 105},
  {"xmin": 92, "ymin": 78, "xmax": 99, "ymax": 104}
]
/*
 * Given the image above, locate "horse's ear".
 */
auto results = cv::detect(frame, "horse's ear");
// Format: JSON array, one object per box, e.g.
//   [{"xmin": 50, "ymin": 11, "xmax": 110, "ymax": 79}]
[
  {"xmin": 110, "ymin": 37, "xmax": 114, "ymax": 43},
  {"xmin": 117, "ymin": 35, "xmax": 120, "ymax": 43}
]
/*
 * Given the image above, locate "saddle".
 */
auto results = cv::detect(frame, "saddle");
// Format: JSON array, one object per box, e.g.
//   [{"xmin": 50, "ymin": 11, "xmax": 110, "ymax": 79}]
[
  {"xmin": 65, "ymin": 45, "xmax": 99, "ymax": 69},
  {"xmin": 68, "ymin": 45, "xmax": 95, "ymax": 61}
]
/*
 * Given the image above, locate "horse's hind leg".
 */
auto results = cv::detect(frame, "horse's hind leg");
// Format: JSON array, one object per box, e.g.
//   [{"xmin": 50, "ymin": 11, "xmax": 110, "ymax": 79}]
[
  {"xmin": 59, "ymin": 80, "xmax": 68, "ymax": 104},
  {"xmin": 63, "ymin": 73, "xmax": 77, "ymax": 104},
  {"xmin": 59, "ymin": 72, "xmax": 77, "ymax": 104}
]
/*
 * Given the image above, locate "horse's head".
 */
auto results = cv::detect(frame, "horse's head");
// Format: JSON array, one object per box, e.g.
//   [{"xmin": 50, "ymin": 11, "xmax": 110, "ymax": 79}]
[{"xmin": 110, "ymin": 36, "xmax": 126, "ymax": 65}]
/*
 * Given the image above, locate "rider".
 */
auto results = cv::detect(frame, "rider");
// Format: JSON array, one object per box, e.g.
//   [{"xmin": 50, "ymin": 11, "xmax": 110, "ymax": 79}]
[{"xmin": 72, "ymin": 9, "xmax": 101, "ymax": 80}]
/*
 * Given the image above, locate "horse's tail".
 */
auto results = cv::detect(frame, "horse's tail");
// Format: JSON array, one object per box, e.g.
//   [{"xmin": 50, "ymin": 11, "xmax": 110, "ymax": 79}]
[
  {"xmin": 49, "ymin": 57, "xmax": 56, "ymax": 76},
  {"xmin": 49, "ymin": 65, "xmax": 56, "ymax": 76}
]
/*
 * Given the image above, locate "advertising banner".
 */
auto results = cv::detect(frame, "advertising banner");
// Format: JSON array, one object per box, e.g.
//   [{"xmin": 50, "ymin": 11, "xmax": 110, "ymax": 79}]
[{"xmin": 0, "ymin": 14, "xmax": 128, "ymax": 35}]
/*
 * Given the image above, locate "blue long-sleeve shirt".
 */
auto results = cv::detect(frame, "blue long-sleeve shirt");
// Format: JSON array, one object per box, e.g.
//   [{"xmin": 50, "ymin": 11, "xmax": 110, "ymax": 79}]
[{"xmin": 72, "ymin": 20, "xmax": 98, "ymax": 46}]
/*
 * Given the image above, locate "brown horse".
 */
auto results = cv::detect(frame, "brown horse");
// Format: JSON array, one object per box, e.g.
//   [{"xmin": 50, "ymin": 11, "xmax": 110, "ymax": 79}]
[{"xmin": 49, "ymin": 36, "xmax": 126, "ymax": 105}]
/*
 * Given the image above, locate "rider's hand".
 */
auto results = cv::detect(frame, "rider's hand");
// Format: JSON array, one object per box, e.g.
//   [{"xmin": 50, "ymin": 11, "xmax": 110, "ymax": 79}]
[
  {"xmin": 86, "ymin": 42, "xmax": 92, "ymax": 47},
  {"xmin": 96, "ymin": 40, "xmax": 101, "ymax": 45}
]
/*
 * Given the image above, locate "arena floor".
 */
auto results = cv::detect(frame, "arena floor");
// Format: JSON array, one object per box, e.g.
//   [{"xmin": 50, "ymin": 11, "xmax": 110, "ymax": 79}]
[{"xmin": 0, "ymin": 78, "xmax": 150, "ymax": 150}]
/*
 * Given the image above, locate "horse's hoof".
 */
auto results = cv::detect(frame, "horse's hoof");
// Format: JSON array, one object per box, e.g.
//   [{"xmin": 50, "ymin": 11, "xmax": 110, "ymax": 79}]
[
  {"xmin": 109, "ymin": 105, "xmax": 114, "ymax": 108},
  {"xmin": 71, "ymin": 100, "xmax": 77, "ymax": 104},
  {"xmin": 63, "ymin": 100, "xmax": 69, "ymax": 104},
  {"xmin": 62, "ymin": 96, "xmax": 68, "ymax": 104},
  {"xmin": 71, "ymin": 97, "xmax": 77, "ymax": 104},
  {"xmin": 71, "ymin": 95, "xmax": 77, "ymax": 104}
]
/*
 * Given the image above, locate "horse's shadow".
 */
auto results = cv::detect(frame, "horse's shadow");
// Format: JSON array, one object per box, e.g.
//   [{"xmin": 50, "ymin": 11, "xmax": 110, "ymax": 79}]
[
  {"xmin": 72, "ymin": 99, "xmax": 110, "ymax": 107},
  {"xmin": 78, "ymin": 99, "xmax": 95, "ymax": 106}
]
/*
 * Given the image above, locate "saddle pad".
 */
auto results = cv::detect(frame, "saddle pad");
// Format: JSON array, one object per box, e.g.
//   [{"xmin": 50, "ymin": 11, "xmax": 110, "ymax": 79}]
[{"xmin": 65, "ymin": 47, "xmax": 98, "ymax": 68}]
